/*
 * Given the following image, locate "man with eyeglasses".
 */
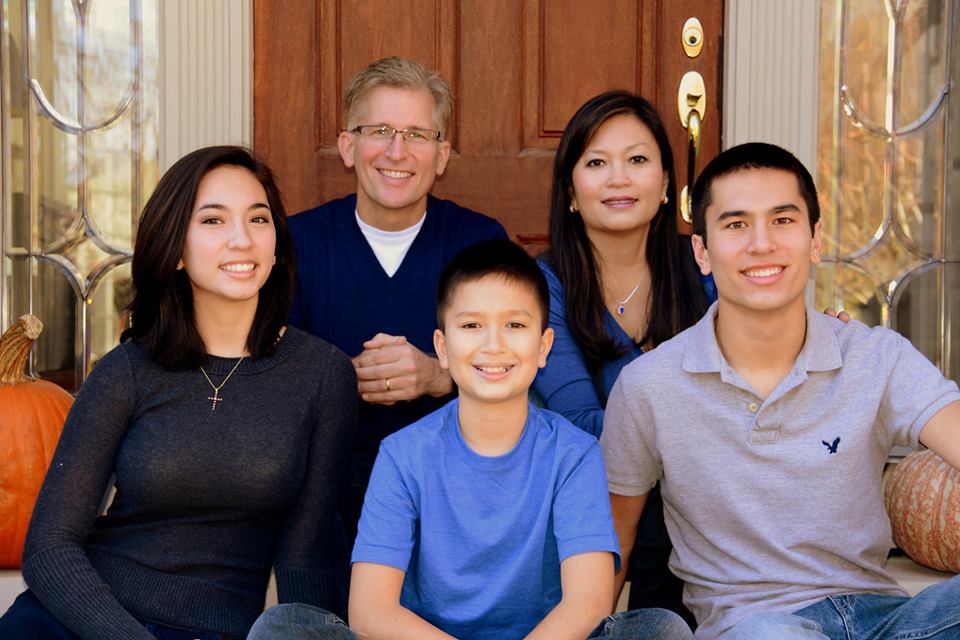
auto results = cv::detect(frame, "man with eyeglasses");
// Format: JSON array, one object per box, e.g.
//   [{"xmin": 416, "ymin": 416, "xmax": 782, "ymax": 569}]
[{"xmin": 287, "ymin": 56, "xmax": 507, "ymax": 572}]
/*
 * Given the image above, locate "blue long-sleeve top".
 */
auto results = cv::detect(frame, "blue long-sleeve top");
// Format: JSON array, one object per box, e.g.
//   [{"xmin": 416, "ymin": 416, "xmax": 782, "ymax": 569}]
[{"xmin": 533, "ymin": 260, "xmax": 715, "ymax": 438}]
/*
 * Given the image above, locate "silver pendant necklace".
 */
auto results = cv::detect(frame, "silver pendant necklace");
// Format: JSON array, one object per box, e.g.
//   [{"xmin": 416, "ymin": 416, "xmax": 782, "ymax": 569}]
[
  {"xmin": 616, "ymin": 281, "xmax": 643, "ymax": 315},
  {"xmin": 200, "ymin": 356, "xmax": 244, "ymax": 411}
]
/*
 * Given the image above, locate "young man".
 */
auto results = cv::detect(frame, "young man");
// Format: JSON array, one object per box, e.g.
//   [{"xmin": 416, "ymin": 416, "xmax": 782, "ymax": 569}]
[
  {"xmin": 601, "ymin": 143, "xmax": 960, "ymax": 639},
  {"xmin": 248, "ymin": 240, "xmax": 693, "ymax": 639},
  {"xmin": 288, "ymin": 57, "xmax": 507, "ymax": 539}
]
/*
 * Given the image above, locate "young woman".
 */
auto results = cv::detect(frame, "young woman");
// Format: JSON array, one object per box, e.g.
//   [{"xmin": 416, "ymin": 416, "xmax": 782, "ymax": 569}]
[
  {"xmin": 533, "ymin": 91, "xmax": 714, "ymax": 626},
  {"xmin": 0, "ymin": 146, "xmax": 356, "ymax": 640}
]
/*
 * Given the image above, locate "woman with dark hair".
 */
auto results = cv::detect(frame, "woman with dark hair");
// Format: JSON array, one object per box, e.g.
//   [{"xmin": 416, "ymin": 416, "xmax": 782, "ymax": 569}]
[
  {"xmin": 0, "ymin": 146, "xmax": 356, "ymax": 640},
  {"xmin": 533, "ymin": 91, "xmax": 714, "ymax": 626}
]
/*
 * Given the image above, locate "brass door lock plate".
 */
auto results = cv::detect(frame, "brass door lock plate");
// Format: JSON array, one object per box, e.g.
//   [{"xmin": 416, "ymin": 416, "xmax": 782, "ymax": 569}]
[
  {"xmin": 678, "ymin": 71, "xmax": 707, "ymax": 128},
  {"xmin": 682, "ymin": 17, "xmax": 704, "ymax": 58}
]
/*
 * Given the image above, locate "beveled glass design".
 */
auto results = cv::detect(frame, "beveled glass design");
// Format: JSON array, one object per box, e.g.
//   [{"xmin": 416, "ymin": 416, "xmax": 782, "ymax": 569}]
[
  {"xmin": 817, "ymin": 0, "xmax": 959, "ymax": 379},
  {"xmin": 1, "ymin": 0, "xmax": 159, "ymax": 390}
]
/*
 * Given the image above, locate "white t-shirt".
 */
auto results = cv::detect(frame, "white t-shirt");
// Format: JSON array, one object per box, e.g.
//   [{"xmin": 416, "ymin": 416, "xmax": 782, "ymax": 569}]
[{"xmin": 355, "ymin": 210, "xmax": 426, "ymax": 277}]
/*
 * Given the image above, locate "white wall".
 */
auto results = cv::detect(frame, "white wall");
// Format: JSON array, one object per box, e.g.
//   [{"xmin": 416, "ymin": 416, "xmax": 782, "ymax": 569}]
[
  {"xmin": 158, "ymin": 0, "xmax": 253, "ymax": 171},
  {"xmin": 724, "ymin": 0, "xmax": 821, "ymax": 172}
]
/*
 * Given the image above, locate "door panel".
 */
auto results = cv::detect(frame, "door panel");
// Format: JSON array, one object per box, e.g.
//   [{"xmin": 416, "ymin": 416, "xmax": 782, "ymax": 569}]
[
  {"xmin": 527, "ymin": 0, "xmax": 653, "ymax": 148},
  {"xmin": 254, "ymin": 0, "xmax": 723, "ymax": 248}
]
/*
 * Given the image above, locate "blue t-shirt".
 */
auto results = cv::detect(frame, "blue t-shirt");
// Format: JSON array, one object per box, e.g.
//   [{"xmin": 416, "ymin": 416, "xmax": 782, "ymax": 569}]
[{"xmin": 352, "ymin": 399, "xmax": 620, "ymax": 639}]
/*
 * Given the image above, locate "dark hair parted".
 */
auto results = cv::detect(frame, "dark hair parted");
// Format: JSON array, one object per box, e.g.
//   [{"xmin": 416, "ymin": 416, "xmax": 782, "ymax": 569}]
[
  {"xmin": 124, "ymin": 146, "xmax": 295, "ymax": 369},
  {"xmin": 545, "ymin": 90, "xmax": 708, "ymax": 369},
  {"xmin": 436, "ymin": 239, "xmax": 550, "ymax": 332},
  {"xmin": 691, "ymin": 142, "xmax": 820, "ymax": 247}
]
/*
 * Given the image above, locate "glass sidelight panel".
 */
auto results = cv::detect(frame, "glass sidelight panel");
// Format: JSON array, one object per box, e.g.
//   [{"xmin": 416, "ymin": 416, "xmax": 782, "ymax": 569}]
[
  {"xmin": 817, "ymin": 0, "xmax": 959, "ymax": 382},
  {"xmin": 0, "ymin": 0, "xmax": 159, "ymax": 390},
  {"xmin": 892, "ymin": 264, "xmax": 960, "ymax": 378}
]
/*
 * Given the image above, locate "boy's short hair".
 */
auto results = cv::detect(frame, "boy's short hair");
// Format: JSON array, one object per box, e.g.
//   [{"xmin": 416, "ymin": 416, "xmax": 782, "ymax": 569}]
[
  {"xmin": 691, "ymin": 142, "xmax": 820, "ymax": 246},
  {"xmin": 344, "ymin": 56, "xmax": 454, "ymax": 137},
  {"xmin": 436, "ymin": 239, "xmax": 550, "ymax": 332}
]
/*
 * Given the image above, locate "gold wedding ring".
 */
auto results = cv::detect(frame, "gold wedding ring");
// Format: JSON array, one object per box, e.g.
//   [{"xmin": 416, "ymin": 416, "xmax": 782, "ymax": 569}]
[{"xmin": 385, "ymin": 378, "xmax": 392, "ymax": 391}]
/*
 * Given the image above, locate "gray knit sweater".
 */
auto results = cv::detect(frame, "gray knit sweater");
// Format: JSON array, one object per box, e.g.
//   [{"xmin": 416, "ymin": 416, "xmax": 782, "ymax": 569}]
[{"xmin": 21, "ymin": 327, "xmax": 356, "ymax": 640}]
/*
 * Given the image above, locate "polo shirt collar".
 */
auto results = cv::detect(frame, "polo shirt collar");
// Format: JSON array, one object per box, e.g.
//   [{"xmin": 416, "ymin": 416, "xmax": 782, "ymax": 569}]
[
  {"xmin": 682, "ymin": 302, "xmax": 725, "ymax": 373},
  {"xmin": 682, "ymin": 301, "xmax": 844, "ymax": 375},
  {"xmin": 798, "ymin": 306, "xmax": 844, "ymax": 371}
]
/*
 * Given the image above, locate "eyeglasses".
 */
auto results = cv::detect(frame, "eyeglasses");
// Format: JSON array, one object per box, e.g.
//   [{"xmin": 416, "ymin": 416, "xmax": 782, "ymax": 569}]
[{"xmin": 350, "ymin": 124, "xmax": 442, "ymax": 144}]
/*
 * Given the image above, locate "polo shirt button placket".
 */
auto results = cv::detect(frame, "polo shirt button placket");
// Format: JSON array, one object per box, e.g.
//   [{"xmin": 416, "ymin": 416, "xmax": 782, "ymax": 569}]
[{"xmin": 748, "ymin": 400, "xmax": 779, "ymax": 444}]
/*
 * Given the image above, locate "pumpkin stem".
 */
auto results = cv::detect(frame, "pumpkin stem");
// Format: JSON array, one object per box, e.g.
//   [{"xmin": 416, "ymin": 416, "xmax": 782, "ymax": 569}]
[{"xmin": 0, "ymin": 314, "xmax": 43, "ymax": 385}]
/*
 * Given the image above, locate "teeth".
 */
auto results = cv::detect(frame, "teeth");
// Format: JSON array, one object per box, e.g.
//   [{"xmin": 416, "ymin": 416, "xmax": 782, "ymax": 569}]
[
  {"xmin": 380, "ymin": 169, "xmax": 412, "ymax": 178},
  {"xmin": 745, "ymin": 267, "xmax": 783, "ymax": 277},
  {"xmin": 221, "ymin": 263, "xmax": 255, "ymax": 273},
  {"xmin": 476, "ymin": 366, "xmax": 510, "ymax": 373}
]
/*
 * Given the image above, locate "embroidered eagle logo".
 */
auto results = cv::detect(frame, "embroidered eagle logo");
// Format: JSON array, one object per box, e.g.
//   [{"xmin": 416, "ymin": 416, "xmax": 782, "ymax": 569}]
[{"xmin": 821, "ymin": 437, "xmax": 840, "ymax": 454}]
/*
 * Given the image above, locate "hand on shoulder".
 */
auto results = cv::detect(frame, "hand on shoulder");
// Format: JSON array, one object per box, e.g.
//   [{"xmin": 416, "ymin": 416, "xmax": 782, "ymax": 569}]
[{"xmin": 822, "ymin": 307, "xmax": 851, "ymax": 323}]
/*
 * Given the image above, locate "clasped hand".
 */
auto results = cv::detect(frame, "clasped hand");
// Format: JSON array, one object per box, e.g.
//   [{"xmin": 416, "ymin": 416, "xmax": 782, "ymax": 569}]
[{"xmin": 352, "ymin": 333, "xmax": 453, "ymax": 406}]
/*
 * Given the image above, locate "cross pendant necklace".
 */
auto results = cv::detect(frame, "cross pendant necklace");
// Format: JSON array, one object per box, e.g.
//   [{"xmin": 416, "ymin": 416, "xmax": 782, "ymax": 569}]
[
  {"xmin": 207, "ymin": 389, "xmax": 223, "ymax": 411},
  {"xmin": 199, "ymin": 356, "xmax": 245, "ymax": 412}
]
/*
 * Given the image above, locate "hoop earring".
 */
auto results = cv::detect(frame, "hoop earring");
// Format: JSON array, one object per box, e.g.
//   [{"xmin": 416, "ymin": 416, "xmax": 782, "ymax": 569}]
[
  {"xmin": 661, "ymin": 194, "xmax": 669, "ymax": 204},
  {"xmin": 569, "ymin": 202, "xmax": 579, "ymax": 213}
]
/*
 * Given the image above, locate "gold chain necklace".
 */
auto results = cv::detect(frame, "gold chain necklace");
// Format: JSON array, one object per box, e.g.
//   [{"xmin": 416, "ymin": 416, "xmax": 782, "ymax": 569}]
[{"xmin": 200, "ymin": 356, "xmax": 244, "ymax": 412}]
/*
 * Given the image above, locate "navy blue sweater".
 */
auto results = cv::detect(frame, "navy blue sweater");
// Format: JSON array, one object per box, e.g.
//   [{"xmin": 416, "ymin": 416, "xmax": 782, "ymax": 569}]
[{"xmin": 288, "ymin": 194, "xmax": 507, "ymax": 462}]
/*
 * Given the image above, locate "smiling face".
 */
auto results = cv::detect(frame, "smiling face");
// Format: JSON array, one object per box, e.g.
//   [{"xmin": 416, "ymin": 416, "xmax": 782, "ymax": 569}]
[
  {"xmin": 178, "ymin": 165, "xmax": 276, "ymax": 315},
  {"xmin": 337, "ymin": 85, "xmax": 452, "ymax": 230},
  {"xmin": 570, "ymin": 113, "xmax": 668, "ymax": 239},
  {"xmin": 434, "ymin": 275, "xmax": 554, "ymax": 412},
  {"xmin": 692, "ymin": 168, "xmax": 821, "ymax": 319}
]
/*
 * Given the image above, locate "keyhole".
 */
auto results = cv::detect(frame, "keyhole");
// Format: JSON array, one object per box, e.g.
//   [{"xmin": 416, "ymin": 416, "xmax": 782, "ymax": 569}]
[{"xmin": 681, "ymin": 18, "xmax": 704, "ymax": 58}]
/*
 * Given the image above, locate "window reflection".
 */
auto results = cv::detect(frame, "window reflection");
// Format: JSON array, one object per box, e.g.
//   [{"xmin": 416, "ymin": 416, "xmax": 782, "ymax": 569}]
[
  {"xmin": 816, "ymin": 0, "xmax": 959, "ymax": 381},
  {"xmin": 1, "ymin": 0, "xmax": 158, "ymax": 390}
]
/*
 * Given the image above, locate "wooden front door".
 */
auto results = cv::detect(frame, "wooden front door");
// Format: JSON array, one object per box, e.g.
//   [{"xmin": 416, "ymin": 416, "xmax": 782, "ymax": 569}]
[{"xmin": 253, "ymin": 1, "xmax": 723, "ymax": 248}]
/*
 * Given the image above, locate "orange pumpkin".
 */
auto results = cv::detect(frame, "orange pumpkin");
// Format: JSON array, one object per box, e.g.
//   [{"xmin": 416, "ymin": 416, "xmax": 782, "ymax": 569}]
[
  {"xmin": 0, "ymin": 315, "xmax": 74, "ymax": 568},
  {"xmin": 884, "ymin": 449, "xmax": 960, "ymax": 573}
]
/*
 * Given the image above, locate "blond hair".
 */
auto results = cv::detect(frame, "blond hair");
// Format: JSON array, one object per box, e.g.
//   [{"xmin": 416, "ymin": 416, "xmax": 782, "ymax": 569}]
[{"xmin": 343, "ymin": 57, "xmax": 453, "ymax": 137}]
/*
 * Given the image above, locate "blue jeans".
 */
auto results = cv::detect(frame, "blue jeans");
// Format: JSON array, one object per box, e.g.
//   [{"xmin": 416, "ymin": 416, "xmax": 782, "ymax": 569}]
[
  {"xmin": 590, "ymin": 607, "xmax": 693, "ymax": 639},
  {"xmin": 720, "ymin": 574, "xmax": 960, "ymax": 640},
  {"xmin": 248, "ymin": 604, "xmax": 355, "ymax": 640},
  {"xmin": 0, "ymin": 590, "xmax": 230, "ymax": 639},
  {"xmin": 248, "ymin": 603, "xmax": 693, "ymax": 639}
]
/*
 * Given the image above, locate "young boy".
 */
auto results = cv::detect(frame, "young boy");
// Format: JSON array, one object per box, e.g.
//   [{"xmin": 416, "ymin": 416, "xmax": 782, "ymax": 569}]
[
  {"xmin": 601, "ymin": 143, "xmax": 960, "ymax": 639},
  {"xmin": 247, "ymin": 240, "xmax": 692, "ymax": 639}
]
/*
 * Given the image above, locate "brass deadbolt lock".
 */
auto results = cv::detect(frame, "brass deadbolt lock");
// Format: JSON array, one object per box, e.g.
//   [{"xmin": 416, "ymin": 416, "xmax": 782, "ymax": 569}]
[{"xmin": 682, "ymin": 17, "xmax": 704, "ymax": 58}]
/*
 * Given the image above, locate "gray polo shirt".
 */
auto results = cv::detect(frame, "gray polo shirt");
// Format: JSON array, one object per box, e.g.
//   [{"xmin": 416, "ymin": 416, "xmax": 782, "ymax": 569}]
[{"xmin": 601, "ymin": 302, "xmax": 960, "ymax": 639}]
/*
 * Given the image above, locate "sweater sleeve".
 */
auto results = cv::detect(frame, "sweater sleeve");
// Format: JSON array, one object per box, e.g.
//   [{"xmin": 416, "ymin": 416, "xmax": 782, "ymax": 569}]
[
  {"xmin": 532, "ymin": 263, "xmax": 605, "ymax": 438},
  {"xmin": 487, "ymin": 219, "xmax": 509, "ymax": 241},
  {"xmin": 273, "ymin": 344, "xmax": 357, "ymax": 612},
  {"xmin": 21, "ymin": 345, "xmax": 155, "ymax": 640}
]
